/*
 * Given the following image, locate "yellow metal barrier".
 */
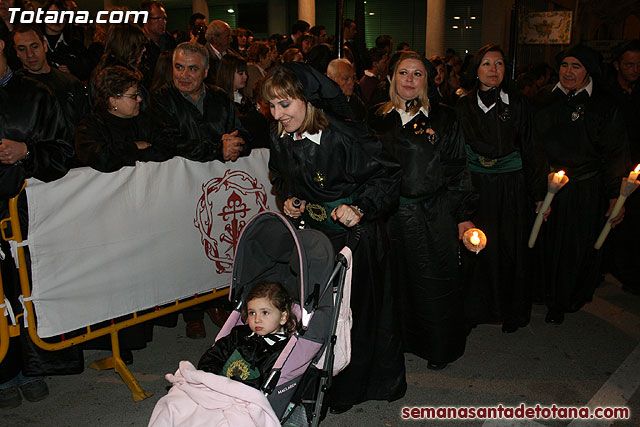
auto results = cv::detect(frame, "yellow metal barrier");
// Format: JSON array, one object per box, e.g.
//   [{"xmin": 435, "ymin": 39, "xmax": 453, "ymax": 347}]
[{"xmin": 0, "ymin": 182, "xmax": 229, "ymax": 401}]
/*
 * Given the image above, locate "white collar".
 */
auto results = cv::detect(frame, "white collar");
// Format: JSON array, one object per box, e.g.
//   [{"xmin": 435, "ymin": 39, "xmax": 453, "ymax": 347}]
[
  {"xmin": 281, "ymin": 129, "xmax": 323, "ymax": 145},
  {"xmin": 394, "ymin": 106, "xmax": 429, "ymax": 126},
  {"xmin": 364, "ymin": 69, "xmax": 376, "ymax": 78},
  {"xmin": 233, "ymin": 90, "xmax": 243, "ymax": 104},
  {"xmin": 477, "ymin": 89, "xmax": 509, "ymax": 113},
  {"xmin": 554, "ymin": 76, "xmax": 593, "ymax": 97}
]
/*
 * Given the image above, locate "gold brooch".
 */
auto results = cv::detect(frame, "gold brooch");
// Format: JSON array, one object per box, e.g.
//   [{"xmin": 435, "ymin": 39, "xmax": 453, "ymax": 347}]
[
  {"xmin": 306, "ymin": 203, "xmax": 327, "ymax": 222},
  {"xmin": 313, "ymin": 171, "xmax": 325, "ymax": 188}
]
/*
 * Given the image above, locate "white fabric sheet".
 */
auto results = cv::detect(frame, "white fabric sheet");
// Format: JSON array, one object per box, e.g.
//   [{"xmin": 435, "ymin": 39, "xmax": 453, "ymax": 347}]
[{"xmin": 26, "ymin": 150, "xmax": 276, "ymax": 337}]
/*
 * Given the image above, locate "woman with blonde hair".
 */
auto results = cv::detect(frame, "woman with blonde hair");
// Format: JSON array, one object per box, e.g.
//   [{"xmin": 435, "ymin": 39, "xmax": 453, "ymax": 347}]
[
  {"xmin": 369, "ymin": 51, "xmax": 478, "ymax": 370},
  {"xmin": 263, "ymin": 62, "xmax": 406, "ymax": 413}
]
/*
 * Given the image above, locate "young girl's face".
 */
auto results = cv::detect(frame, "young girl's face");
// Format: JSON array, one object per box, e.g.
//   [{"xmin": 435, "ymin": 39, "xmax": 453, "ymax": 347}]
[
  {"xmin": 246, "ymin": 297, "xmax": 288, "ymax": 336},
  {"xmin": 233, "ymin": 69, "xmax": 248, "ymax": 91}
]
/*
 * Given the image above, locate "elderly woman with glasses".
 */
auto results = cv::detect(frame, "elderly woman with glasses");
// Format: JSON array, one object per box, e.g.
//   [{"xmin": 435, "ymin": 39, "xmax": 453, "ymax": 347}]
[{"xmin": 75, "ymin": 66, "xmax": 174, "ymax": 172}]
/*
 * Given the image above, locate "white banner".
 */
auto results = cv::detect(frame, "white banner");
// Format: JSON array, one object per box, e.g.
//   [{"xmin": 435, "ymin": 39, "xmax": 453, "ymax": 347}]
[{"xmin": 25, "ymin": 150, "xmax": 277, "ymax": 337}]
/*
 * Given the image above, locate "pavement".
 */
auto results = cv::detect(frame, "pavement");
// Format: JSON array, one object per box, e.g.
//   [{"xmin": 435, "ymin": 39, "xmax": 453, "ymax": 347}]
[{"xmin": 2, "ymin": 275, "xmax": 639, "ymax": 427}]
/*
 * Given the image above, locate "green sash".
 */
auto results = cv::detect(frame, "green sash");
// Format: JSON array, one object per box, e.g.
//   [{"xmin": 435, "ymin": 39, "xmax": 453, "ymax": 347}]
[{"xmin": 466, "ymin": 145, "xmax": 523, "ymax": 174}]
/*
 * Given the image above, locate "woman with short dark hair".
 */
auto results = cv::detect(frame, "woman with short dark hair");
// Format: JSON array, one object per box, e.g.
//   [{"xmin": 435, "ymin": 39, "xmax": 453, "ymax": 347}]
[{"xmin": 75, "ymin": 66, "xmax": 173, "ymax": 172}]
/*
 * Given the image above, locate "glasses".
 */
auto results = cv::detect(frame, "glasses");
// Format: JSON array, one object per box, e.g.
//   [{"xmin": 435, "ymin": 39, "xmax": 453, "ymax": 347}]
[
  {"xmin": 150, "ymin": 16, "xmax": 168, "ymax": 21},
  {"xmin": 118, "ymin": 92, "xmax": 141, "ymax": 100}
]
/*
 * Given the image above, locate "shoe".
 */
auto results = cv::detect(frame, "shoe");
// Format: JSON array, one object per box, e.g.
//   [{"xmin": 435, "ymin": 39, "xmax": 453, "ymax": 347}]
[
  {"xmin": 501, "ymin": 322, "xmax": 518, "ymax": 333},
  {"xmin": 545, "ymin": 308, "xmax": 564, "ymax": 324},
  {"xmin": 120, "ymin": 349, "xmax": 134, "ymax": 365},
  {"xmin": 427, "ymin": 361, "xmax": 448, "ymax": 370},
  {"xmin": 0, "ymin": 386, "xmax": 21, "ymax": 409},
  {"xmin": 206, "ymin": 307, "xmax": 231, "ymax": 328},
  {"xmin": 186, "ymin": 320, "xmax": 206, "ymax": 339},
  {"xmin": 19, "ymin": 379, "xmax": 49, "ymax": 403},
  {"xmin": 329, "ymin": 404, "xmax": 353, "ymax": 414}
]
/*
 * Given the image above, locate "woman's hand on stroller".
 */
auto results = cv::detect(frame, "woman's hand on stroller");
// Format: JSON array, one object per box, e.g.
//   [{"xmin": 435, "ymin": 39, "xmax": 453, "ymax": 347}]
[
  {"xmin": 284, "ymin": 197, "xmax": 306, "ymax": 218},
  {"xmin": 331, "ymin": 204, "xmax": 363, "ymax": 227}
]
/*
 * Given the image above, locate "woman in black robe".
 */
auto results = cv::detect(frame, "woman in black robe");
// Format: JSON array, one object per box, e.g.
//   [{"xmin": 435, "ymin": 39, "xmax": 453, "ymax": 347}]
[
  {"xmin": 262, "ymin": 63, "xmax": 406, "ymax": 413},
  {"xmin": 456, "ymin": 45, "xmax": 548, "ymax": 333},
  {"xmin": 75, "ymin": 66, "xmax": 173, "ymax": 172},
  {"xmin": 533, "ymin": 45, "xmax": 629, "ymax": 323},
  {"xmin": 369, "ymin": 51, "xmax": 477, "ymax": 369}
]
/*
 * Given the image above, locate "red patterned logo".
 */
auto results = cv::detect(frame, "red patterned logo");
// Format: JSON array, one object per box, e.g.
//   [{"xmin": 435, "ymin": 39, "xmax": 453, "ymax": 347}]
[{"xmin": 194, "ymin": 169, "xmax": 269, "ymax": 273}]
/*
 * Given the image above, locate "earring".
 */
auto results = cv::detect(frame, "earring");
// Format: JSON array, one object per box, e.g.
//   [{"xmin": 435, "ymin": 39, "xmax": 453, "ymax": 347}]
[{"xmin": 112, "ymin": 104, "xmax": 118, "ymax": 111}]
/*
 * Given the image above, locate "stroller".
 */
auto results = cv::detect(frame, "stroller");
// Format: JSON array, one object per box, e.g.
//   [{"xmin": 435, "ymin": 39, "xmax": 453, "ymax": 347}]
[{"xmin": 150, "ymin": 211, "xmax": 354, "ymax": 427}]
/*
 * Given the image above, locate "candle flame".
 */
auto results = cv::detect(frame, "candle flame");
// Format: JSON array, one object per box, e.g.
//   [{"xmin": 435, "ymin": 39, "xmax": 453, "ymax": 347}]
[
  {"xmin": 635, "ymin": 164, "xmax": 640, "ymax": 173},
  {"xmin": 557, "ymin": 170, "xmax": 565, "ymax": 177},
  {"xmin": 470, "ymin": 231, "xmax": 480, "ymax": 246}
]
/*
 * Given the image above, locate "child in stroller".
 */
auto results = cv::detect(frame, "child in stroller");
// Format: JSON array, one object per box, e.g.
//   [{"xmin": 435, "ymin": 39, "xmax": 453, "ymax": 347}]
[{"xmin": 197, "ymin": 281, "xmax": 298, "ymax": 389}]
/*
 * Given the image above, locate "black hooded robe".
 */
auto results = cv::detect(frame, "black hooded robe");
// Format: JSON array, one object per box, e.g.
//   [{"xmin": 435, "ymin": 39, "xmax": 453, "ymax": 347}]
[
  {"xmin": 369, "ymin": 104, "xmax": 478, "ymax": 363},
  {"xmin": 533, "ymin": 82, "xmax": 629, "ymax": 313},
  {"xmin": 269, "ymin": 116, "xmax": 407, "ymax": 406},
  {"xmin": 456, "ymin": 89, "xmax": 548, "ymax": 328}
]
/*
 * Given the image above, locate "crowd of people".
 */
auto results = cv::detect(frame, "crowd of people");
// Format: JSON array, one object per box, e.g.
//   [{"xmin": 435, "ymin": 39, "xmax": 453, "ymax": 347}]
[{"xmin": 0, "ymin": 0, "xmax": 638, "ymax": 419}]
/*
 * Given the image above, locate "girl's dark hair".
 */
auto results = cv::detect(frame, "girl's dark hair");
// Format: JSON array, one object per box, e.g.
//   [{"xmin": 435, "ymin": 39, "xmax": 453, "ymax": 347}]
[
  {"xmin": 150, "ymin": 49, "xmax": 173, "ymax": 93},
  {"xmin": 241, "ymin": 281, "xmax": 298, "ymax": 334},
  {"xmin": 94, "ymin": 65, "xmax": 140, "ymax": 111},
  {"xmin": 216, "ymin": 52, "xmax": 248, "ymax": 100}
]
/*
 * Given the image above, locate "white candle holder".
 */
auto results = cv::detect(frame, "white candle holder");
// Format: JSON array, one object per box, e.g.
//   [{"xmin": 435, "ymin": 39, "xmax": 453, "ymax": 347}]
[
  {"xmin": 594, "ymin": 177, "xmax": 640, "ymax": 250},
  {"xmin": 528, "ymin": 171, "xmax": 569, "ymax": 248}
]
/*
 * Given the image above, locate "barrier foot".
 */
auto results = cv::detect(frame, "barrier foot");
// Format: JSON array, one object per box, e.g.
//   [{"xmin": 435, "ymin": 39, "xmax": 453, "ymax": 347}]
[
  {"xmin": 89, "ymin": 357, "xmax": 115, "ymax": 370},
  {"xmin": 113, "ymin": 357, "xmax": 153, "ymax": 402},
  {"xmin": 88, "ymin": 331, "xmax": 152, "ymax": 401}
]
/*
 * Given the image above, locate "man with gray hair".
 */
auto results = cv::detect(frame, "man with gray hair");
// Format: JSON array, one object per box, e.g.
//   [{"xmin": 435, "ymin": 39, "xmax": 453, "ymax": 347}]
[
  {"xmin": 204, "ymin": 20, "xmax": 233, "ymax": 84},
  {"xmin": 327, "ymin": 58, "xmax": 366, "ymax": 121},
  {"xmin": 149, "ymin": 41, "xmax": 249, "ymax": 339}
]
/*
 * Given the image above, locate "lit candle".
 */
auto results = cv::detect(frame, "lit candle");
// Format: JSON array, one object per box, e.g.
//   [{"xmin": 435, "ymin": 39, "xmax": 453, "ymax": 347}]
[
  {"xmin": 552, "ymin": 170, "xmax": 565, "ymax": 184},
  {"xmin": 470, "ymin": 231, "xmax": 480, "ymax": 246},
  {"xmin": 463, "ymin": 228, "xmax": 487, "ymax": 254},
  {"xmin": 594, "ymin": 168, "xmax": 640, "ymax": 249},
  {"xmin": 528, "ymin": 171, "xmax": 570, "ymax": 248},
  {"xmin": 628, "ymin": 164, "xmax": 640, "ymax": 184}
]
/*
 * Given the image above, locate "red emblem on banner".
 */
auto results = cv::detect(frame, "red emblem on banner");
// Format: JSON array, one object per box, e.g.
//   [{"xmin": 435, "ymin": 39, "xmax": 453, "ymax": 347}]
[{"xmin": 194, "ymin": 169, "xmax": 269, "ymax": 273}]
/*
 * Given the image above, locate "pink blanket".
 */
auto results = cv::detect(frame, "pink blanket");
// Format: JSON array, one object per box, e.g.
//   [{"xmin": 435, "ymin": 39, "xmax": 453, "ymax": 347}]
[{"xmin": 148, "ymin": 361, "xmax": 281, "ymax": 427}]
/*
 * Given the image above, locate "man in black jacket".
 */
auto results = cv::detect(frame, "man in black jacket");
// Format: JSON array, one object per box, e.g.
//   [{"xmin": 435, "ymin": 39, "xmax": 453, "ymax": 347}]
[
  {"xmin": 149, "ymin": 41, "xmax": 249, "ymax": 338},
  {"xmin": 0, "ymin": 20, "xmax": 77, "ymax": 409},
  {"xmin": 12, "ymin": 23, "xmax": 89, "ymax": 138},
  {"xmin": 150, "ymin": 41, "xmax": 249, "ymax": 163}
]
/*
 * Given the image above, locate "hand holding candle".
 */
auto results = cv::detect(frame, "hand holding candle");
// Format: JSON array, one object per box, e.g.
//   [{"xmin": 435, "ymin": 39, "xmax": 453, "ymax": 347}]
[
  {"xmin": 528, "ymin": 171, "xmax": 569, "ymax": 248},
  {"xmin": 594, "ymin": 164, "xmax": 640, "ymax": 249},
  {"xmin": 463, "ymin": 228, "xmax": 487, "ymax": 254}
]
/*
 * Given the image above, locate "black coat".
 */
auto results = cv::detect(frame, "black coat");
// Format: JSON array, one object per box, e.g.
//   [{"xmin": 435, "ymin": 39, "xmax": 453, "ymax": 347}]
[
  {"xmin": 198, "ymin": 325, "xmax": 289, "ymax": 390},
  {"xmin": 533, "ymin": 82, "xmax": 631, "ymax": 312},
  {"xmin": 74, "ymin": 110, "xmax": 175, "ymax": 172},
  {"xmin": 21, "ymin": 68, "xmax": 90, "ymax": 139},
  {"xmin": 269, "ymin": 116, "xmax": 401, "ymax": 221},
  {"xmin": 44, "ymin": 27, "xmax": 91, "ymax": 82},
  {"xmin": 456, "ymin": 89, "xmax": 548, "ymax": 327},
  {"xmin": 149, "ymin": 82, "xmax": 251, "ymax": 162},
  {"xmin": 1, "ymin": 72, "xmax": 80, "ymax": 382},
  {"xmin": 369, "ymin": 104, "xmax": 476, "ymax": 362},
  {"xmin": 0, "ymin": 72, "xmax": 73, "ymax": 201},
  {"xmin": 269, "ymin": 117, "xmax": 407, "ymax": 406}
]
